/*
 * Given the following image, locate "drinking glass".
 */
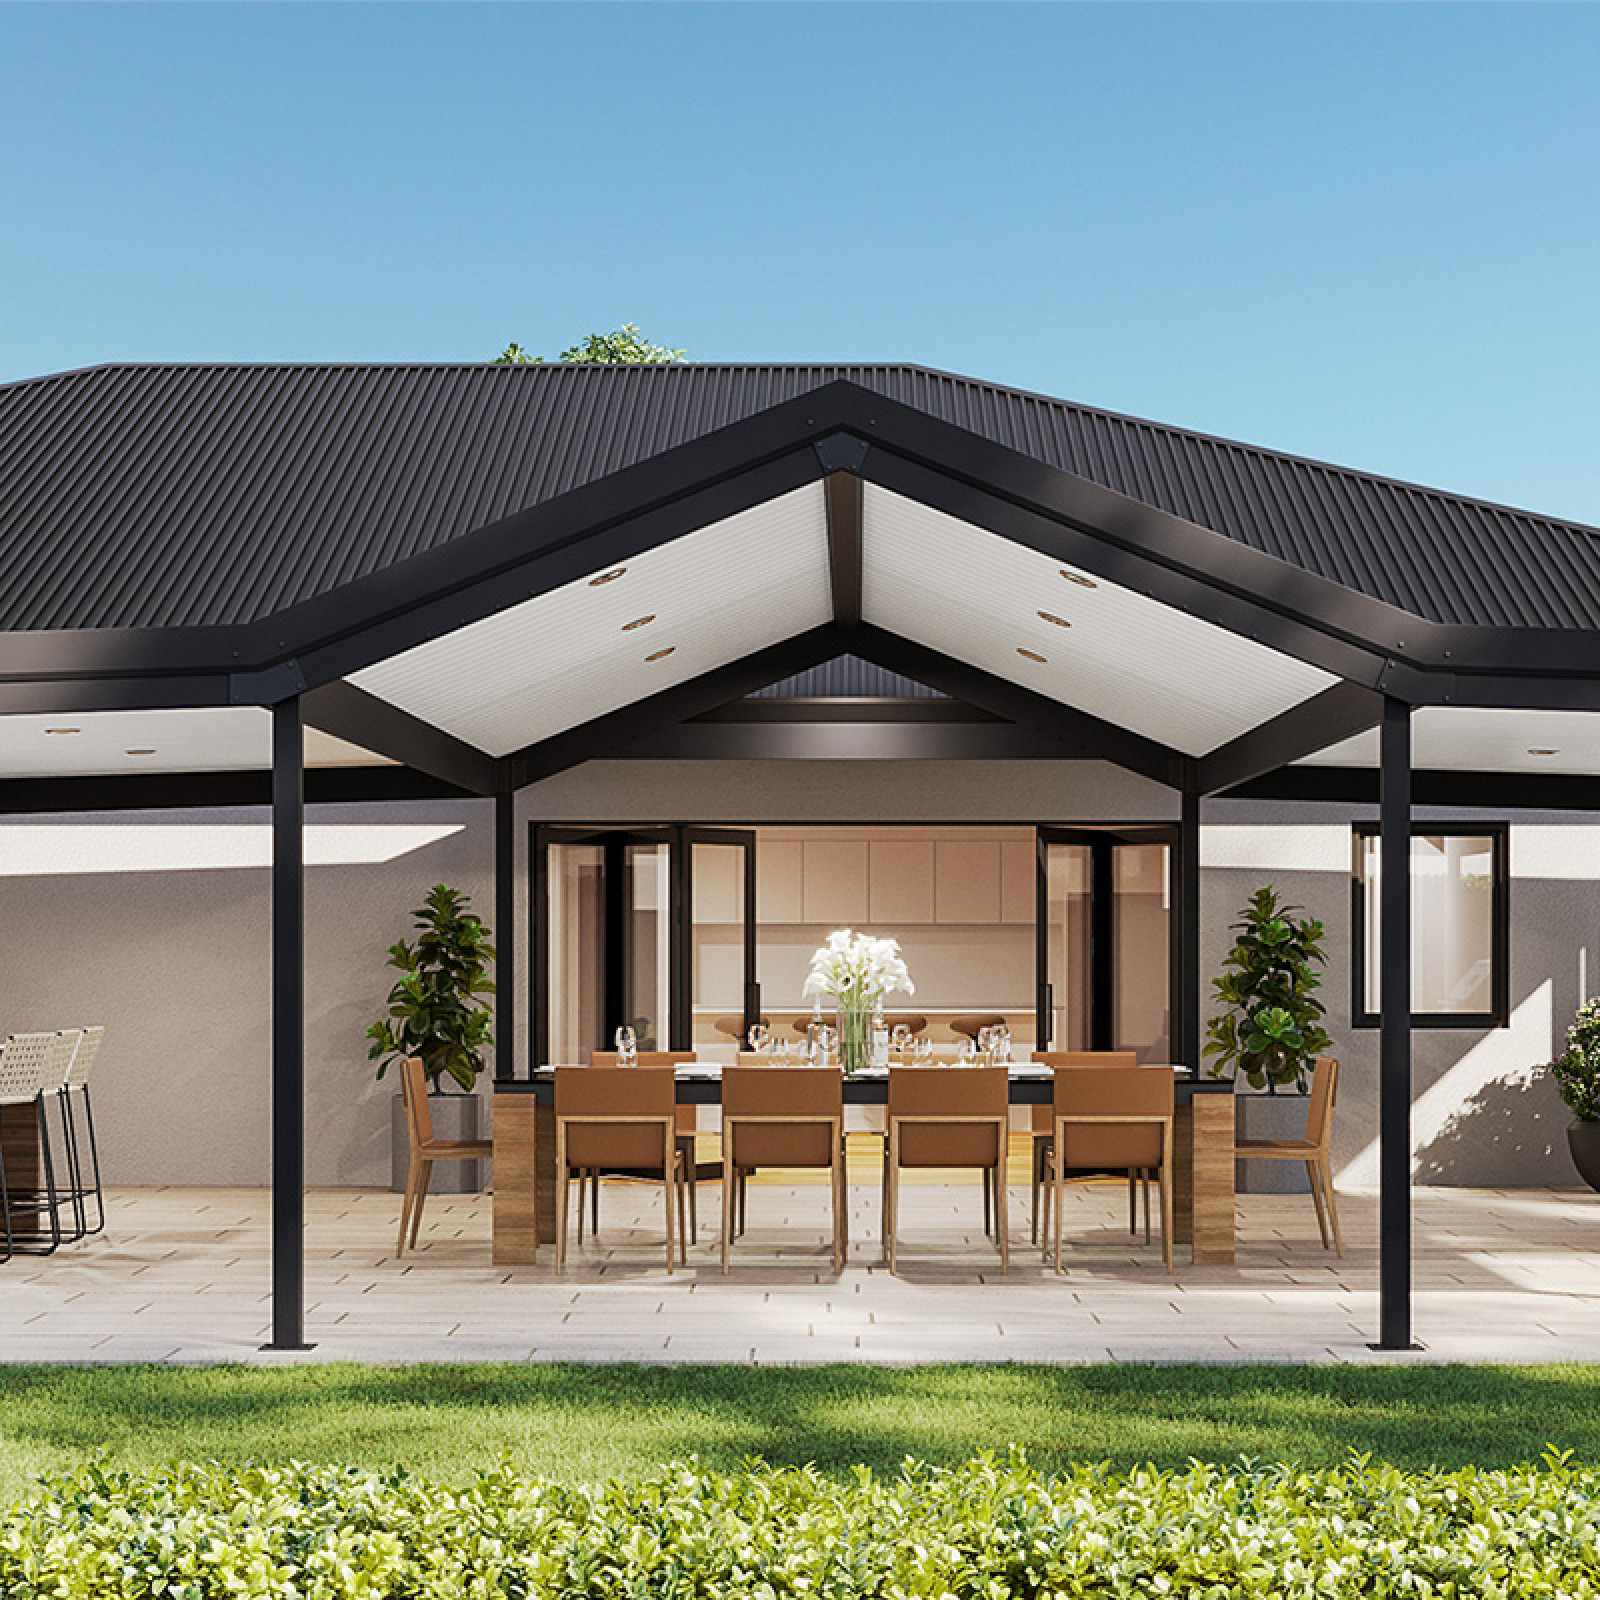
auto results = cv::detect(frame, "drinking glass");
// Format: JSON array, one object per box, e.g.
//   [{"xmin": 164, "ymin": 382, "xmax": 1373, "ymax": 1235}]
[
  {"xmin": 958, "ymin": 1036, "xmax": 977, "ymax": 1065},
  {"xmin": 615, "ymin": 1025, "xmax": 637, "ymax": 1066},
  {"xmin": 815, "ymin": 1023, "xmax": 838, "ymax": 1066},
  {"xmin": 912, "ymin": 1037, "xmax": 933, "ymax": 1066},
  {"xmin": 747, "ymin": 1022, "xmax": 768, "ymax": 1055},
  {"xmin": 890, "ymin": 1023, "xmax": 911, "ymax": 1063}
]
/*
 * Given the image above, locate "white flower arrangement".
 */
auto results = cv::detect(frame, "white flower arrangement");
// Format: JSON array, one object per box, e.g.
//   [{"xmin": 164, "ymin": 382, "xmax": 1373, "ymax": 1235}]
[{"xmin": 801, "ymin": 928, "xmax": 915, "ymax": 1007}]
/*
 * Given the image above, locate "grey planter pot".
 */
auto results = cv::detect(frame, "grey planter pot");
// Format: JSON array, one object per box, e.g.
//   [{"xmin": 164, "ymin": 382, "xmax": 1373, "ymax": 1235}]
[
  {"xmin": 1568, "ymin": 1121, "xmax": 1600, "ymax": 1194},
  {"xmin": 391, "ymin": 1090, "xmax": 484, "ymax": 1194},
  {"xmin": 1235, "ymin": 1092, "xmax": 1312, "ymax": 1193}
]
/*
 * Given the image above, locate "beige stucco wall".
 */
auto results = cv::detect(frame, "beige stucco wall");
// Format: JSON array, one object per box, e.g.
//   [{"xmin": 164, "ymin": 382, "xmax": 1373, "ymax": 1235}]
[{"xmin": 0, "ymin": 762, "xmax": 1586, "ymax": 1189}]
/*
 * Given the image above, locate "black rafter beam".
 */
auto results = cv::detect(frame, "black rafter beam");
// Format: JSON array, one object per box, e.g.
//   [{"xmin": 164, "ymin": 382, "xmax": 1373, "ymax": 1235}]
[
  {"xmin": 1223, "ymin": 763, "xmax": 1600, "ymax": 810},
  {"xmin": 823, "ymin": 471, "xmax": 864, "ymax": 629},
  {"xmin": 302, "ymin": 680, "xmax": 499, "ymax": 796},
  {"xmin": 851, "ymin": 625, "xmax": 1192, "ymax": 789},
  {"xmin": 1196, "ymin": 681, "xmax": 1384, "ymax": 796},
  {"xmin": 507, "ymin": 625, "xmax": 851, "ymax": 788},
  {"xmin": 693, "ymin": 697, "xmax": 1000, "ymax": 725},
  {"xmin": 600, "ymin": 720, "xmax": 1087, "ymax": 762}
]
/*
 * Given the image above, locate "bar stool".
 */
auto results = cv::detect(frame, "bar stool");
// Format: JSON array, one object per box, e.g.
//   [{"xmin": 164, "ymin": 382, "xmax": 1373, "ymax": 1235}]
[
  {"xmin": 56, "ymin": 1025, "xmax": 106, "ymax": 1237},
  {"xmin": 0, "ymin": 1032, "xmax": 68, "ymax": 1258}
]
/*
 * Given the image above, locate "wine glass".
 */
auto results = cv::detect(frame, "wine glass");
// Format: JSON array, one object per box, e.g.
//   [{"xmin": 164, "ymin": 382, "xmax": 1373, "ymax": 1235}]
[
  {"xmin": 747, "ymin": 1022, "xmax": 768, "ymax": 1056},
  {"xmin": 912, "ymin": 1037, "xmax": 933, "ymax": 1066},
  {"xmin": 995, "ymin": 1025, "xmax": 1012, "ymax": 1064},
  {"xmin": 890, "ymin": 1022, "xmax": 911, "ymax": 1063},
  {"xmin": 976, "ymin": 1025, "xmax": 996, "ymax": 1063},
  {"xmin": 815, "ymin": 1022, "xmax": 838, "ymax": 1066},
  {"xmin": 958, "ymin": 1036, "xmax": 977, "ymax": 1066},
  {"xmin": 614, "ymin": 1025, "xmax": 637, "ymax": 1066}
]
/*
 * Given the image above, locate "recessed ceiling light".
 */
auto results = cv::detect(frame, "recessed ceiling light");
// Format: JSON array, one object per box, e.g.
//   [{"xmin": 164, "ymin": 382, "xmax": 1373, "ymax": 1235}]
[
  {"xmin": 125, "ymin": 748, "xmax": 156, "ymax": 756},
  {"xmin": 1059, "ymin": 569, "xmax": 1098, "ymax": 589},
  {"xmin": 1037, "ymin": 611, "xmax": 1072, "ymax": 628},
  {"xmin": 1527, "ymin": 747, "xmax": 1560, "ymax": 756},
  {"xmin": 589, "ymin": 567, "xmax": 627, "ymax": 587},
  {"xmin": 622, "ymin": 614, "xmax": 656, "ymax": 631},
  {"xmin": 1016, "ymin": 647, "xmax": 1047, "ymax": 664},
  {"xmin": 44, "ymin": 727, "xmax": 80, "ymax": 735},
  {"xmin": 645, "ymin": 646, "xmax": 676, "ymax": 662}
]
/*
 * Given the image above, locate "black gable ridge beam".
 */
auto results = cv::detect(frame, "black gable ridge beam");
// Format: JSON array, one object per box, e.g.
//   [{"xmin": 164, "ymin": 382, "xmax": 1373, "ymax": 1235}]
[
  {"xmin": 823, "ymin": 472, "xmax": 864, "ymax": 629},
  {"xmin": 851, "ymin": 625, "xmax": 1192, "ymax": 789},
  {"xmin": 608, "ymin": 721, "xmax": 1086, "ymax": 762},
  {"xmin": 508, "ymin": 625, "xmax": 851, "ymax": 788},
  {"xmin": 1196, "ymin": 682, "xmax": 1384, "ymax": 796},
  {"xmin": 301, "ymin": 680, "xmax": 499, "ymax": 796},
  {"xmin": 693, "ymin": 698, "xmax": 1003, "ymax": 725}
]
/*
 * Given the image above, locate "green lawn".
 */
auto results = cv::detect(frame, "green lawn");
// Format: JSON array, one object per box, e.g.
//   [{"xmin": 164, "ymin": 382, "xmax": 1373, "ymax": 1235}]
[{"xmin": 3, "ymin": 1362, "xmax": 1598, "ymax": 1507}]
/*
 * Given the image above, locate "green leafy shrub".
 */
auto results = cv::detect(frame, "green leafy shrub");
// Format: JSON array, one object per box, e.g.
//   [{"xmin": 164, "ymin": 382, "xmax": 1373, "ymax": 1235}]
[
  {"xmin": 1547, "ymin": 997, "xmax": 1600, "ymax": 1121},
  {"xmin": 1206, "ymin": 884, "xmax": 1332, "ymax": 1092},
  {"xmin": 5, "ymin": 1452, "xmax": 1600, "ymax": 1598}
]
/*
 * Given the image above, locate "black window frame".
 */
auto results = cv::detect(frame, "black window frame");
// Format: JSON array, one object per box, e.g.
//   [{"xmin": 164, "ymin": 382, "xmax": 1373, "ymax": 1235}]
[{"xmin": 1351, "ymin": 821, "xmax": 1510, "ymax": 1030}]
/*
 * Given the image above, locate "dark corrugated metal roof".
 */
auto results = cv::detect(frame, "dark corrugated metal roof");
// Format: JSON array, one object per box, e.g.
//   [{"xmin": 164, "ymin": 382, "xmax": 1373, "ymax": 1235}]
[
  {"xmin": 3, "ymin": 360, "xmax": 1598, "ymax": 633},
  {"xmin": 749, "ymin": 657, "xmax": 946, "ymax": 699}
]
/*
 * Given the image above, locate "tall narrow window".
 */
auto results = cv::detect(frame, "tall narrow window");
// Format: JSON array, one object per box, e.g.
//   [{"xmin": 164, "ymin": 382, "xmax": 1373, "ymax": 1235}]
[{"xmin": 1352, "ymin": 824, "xmax": 1508, "ymax": 1028}]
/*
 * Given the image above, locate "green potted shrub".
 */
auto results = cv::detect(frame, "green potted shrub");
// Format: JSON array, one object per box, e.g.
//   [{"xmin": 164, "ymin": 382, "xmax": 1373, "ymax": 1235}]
[
  {"xmin": 1543, "ymin": 999, "xmax": 1600, "ymax": 1192},
  {"xmin": 1205, "ymin": 885, "xmax": 1332, "ymax": 1193},
  {"xmin": 367, "ymin": 883, "xmax": 496, "ymax": 1193}
]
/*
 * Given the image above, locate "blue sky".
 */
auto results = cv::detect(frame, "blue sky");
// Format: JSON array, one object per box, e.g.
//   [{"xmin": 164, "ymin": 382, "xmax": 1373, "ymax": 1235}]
[{"xmin": 4, "ymin": 3, "xmax": 1599, "ymax": 523}]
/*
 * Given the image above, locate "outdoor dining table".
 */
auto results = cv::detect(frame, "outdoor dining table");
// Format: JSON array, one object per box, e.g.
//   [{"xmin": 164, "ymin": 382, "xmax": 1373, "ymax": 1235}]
[{"xmin": 491, "ymin": 1067, "xmax": 1237, "ymax": 1266}]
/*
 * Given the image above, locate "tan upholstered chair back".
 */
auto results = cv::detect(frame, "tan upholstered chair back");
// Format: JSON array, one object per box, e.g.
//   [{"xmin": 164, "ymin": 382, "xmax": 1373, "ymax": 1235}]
[
  {"xmin": 1053, "ymin": 1064, "xmax": 1173, "ymax": 1170},
  {"xmin": 557, "ymin": 1065, "xmax": 676, "ymax": 1168},
  {"xmin": 723, "ymin": 1066, "xmax": 842, "ymax": 1167},
  {"xmin": 1029, "ymin": 1051, "xmax": 1138, "ymax": 1129},
  {"xmin": 1305, "ymin": 1057, "xmax": 1339, "ymax": 1147},
  {"xmin": 889, "ymin": 1065, "xmax": 1008, "ymax": 1168}
]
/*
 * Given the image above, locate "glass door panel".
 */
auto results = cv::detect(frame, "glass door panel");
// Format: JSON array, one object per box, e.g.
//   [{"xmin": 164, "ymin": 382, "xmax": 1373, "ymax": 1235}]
[
  {"xmin": 623, "ymin": 840, "xmax": 671, "ymax": 1050},
  {"xmin": 1037, "ymin": 826, "xmax": 1175, "ymax": 1060},
  {"xmin": 684, "ymin": 828, "xmax": 759, "ymax": 1058},
  {"xmin": 544, "ymin": 839, "xmax": 606, "ymax": 1066}
]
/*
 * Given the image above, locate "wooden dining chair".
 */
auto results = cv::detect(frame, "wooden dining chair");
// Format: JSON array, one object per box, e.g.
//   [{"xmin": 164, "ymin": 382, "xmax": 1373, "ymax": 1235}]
[
  {"xmin": 1045, "ymin": 1064, "xmax": 1174, "ymax": 1272},
  {"xmin": 584, "ymin": 1051, "xmax": 702, "ymax": 1244},
  {"xmin": 885, "ymin": 1066, "xmax": 1010, "ymax": 1273},
  {"xmin": 396, "ymin": 1056, "xmax": 493, "ymax": 1257},
  {"xmin": 1029, "ymin": 1051, "xmax": 1139, "ymax": 1246},
  {"xmin": 555, "ymin": 1065, "xmax": 683, "ymax": 1271},
  {"xmin": 721, "ymin": 1066, "xmax": 845, "ymax": 1273},
  {"xmin": 1235, "ymin": 1057, "xmax": 1342, "ymax": 1255}
]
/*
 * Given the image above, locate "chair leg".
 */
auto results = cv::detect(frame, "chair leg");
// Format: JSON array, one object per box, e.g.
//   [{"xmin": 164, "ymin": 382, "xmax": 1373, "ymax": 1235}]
[
  {"xmin": 1040, "ymin": 1159, "xmax": 1052, "ymax": 1262},
  {"xmin": 20, "ymin": 1096, "xmax": 62, "ymax": 1255},
  {"xmin": 0, "ymin": 1129, "xmax": 11, "ymax": 1264},
  {"xmin": 1318, "ymin": 1156, "xmax": 1343, "ymax": 1257},
  {"xmin": 1129, "ymin": 1170, "xmax": 1138, "ymax": 1236},
  {"xmin": 737, "ymin": 1169, "xmax": 748, "ymax": 1237},
  {"xmin": 663, "ymin": 1142, "xmax": 677, "ymax": 1275},
  {"xmin": 982, "ymin": 1161, "xmax": 993, "ymax": 1238},
  {"xmin": 834, "ymin": 1141, "xmax": 847, "ymax": 1271},
  {"xmin": 575, "ymin": 1169, "xmax": 586, "ymax": 1244},
  {"xmin": 53, "ymin": 1090, "xmax": 86, "ymax": 1243},
  {"xmin": 1159, "ymin": 1169, "xmax": 1173, "ymax": 1273},
  {"xmin": 408, "ymin": 1159, "xmax": 433, "ymax": 1249},
  {"xmin": 556, "ymin": 1164, "xmax": 570, "ymax": 1271},
  {"xmin": 994, "ymin": 1135, "xmax": 1009, "ymax": 1274},
  {"xmin": 79, "ymin": 1086, "xmax": 105, "ymax": 1234},
  {"xmin": 1306, "ymin": 1160, "xmax": 1331, "ymax": 1249},
  {"xmin": 1143, "ymin": 1170, "xmax": 1152, "ymax": 1246},
  {"xmin": 676, "ymin": 1158, "xmax": 688, "ymax": 1266},
  {"xmin": 721, "ymin": 1139, "xmax": 735, "ymax": 1274},
  {"xmin": 879, "ymin": 1141, "xmax": 890, "ymax": 1263},
  {"xmin": 1030, "ymin": 1140, "xmax": 1043, "ymax": 1245},
  {"xmin": 396, "ymin": 1161, "xmax": 419, "ymax": 1257},
  {"xmin": 887, "ymin": 1129, "xmax": 899, "ymax": 1275}
]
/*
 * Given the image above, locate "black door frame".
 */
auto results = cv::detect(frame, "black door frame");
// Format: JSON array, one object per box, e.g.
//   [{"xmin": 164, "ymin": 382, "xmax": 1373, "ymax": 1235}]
[
  {"xmin": 1035, "ymin": 824, "xmax": 1181, "ymax": 1055},
  {"xmin": 531, "ymin": 823, "xmax": 759, "ymax": 1063}
]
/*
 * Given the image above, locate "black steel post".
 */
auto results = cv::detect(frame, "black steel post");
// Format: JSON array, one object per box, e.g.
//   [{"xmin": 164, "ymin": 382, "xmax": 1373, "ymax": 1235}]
[
  {"xmin": 268, "ymin": 696, "xmax": 310, "ymax": 1350},
  {"xmin": 1177, "ymin": 790, "xmax": 1201, "ymax": 1069},
  {"xmin": 1377, "ymin": 697, "xmax": 1415, "ymax": 1349},
  {"xmin": 494, "ymin": 789, "xmax": 516, "ymax": 1081},
  {"xmin": 1088, "ymin": 841, "xmax": 1115, "ymax": 1050}
]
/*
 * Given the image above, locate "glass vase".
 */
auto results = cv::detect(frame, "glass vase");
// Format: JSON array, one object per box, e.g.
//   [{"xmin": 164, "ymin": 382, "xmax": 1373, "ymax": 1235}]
[{"xmin": 836, "ymin": 1001, "xmax": 871, "ymax": 1077}]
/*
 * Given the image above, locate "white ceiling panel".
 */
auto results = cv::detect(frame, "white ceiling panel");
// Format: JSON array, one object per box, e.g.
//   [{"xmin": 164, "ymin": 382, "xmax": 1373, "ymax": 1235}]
[
  {"xmin": 861, "ymin": 486, "xmax": 1336, "ymax": 757},
  {"xmin": 349, "ymin": 485, "xmax": 832, "ymax": 755},
  {"xmin": 0, "ymin": 709, "xmax": 389, "ymax": 780},
  {"xmin": 1300, "ymin": 707, "xmax": 1600, "ymax": 774}
]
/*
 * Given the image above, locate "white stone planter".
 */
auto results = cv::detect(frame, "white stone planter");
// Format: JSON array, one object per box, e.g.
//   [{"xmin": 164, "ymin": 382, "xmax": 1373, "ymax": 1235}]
[
  {"xmin": 390, "ymin": 1090, "xmax": 484, "ymax": 1194},
  {"xmin": 1235, "ymin": 1092, "xmax": 1311, "ymax": 1193}
]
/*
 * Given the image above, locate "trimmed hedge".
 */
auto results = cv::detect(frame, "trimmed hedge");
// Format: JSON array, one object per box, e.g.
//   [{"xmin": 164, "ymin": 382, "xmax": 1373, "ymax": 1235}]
[{"xmin": 3, "ymin": 1452, "xmax": 1599, "ymax": 1597}]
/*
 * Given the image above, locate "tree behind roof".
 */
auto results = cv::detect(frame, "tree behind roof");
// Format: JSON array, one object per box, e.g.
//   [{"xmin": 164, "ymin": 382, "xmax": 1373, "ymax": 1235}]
[{"xmin": 493, "ymin": 324, "xmax": 685, "ymax": 364}]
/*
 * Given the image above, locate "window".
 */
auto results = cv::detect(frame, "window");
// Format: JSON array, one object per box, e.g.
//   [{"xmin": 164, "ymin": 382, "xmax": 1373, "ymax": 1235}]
[{"xmin": 1352, "ymin": 824, "xmax": 1508, "ymax": 1028}]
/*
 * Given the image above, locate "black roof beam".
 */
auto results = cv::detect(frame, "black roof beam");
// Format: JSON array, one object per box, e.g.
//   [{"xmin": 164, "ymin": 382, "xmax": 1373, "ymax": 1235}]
[
  {"xmin": 1196, "ymin": 681, "xmax": 1384, "ymax": 796},
  {"xmin": 851, "ymin": 624, "xmax": 1192, "ymax": 789},
  {"xmin": 1222, "ymin": 764, "xmax": 1600, "ymax": 811},
  {"xmin": 301, "ymin": 680, "xmax": 499, "ymax": 796},
  {"xmin": 604, "ymin": 720, "xmax": 1084, "ymax": 762},
  {"xmin": 822, "ymin": 471, "xmax": 863, "ymax": 629},
  {"xmin": 507, "ymin": 625, "xmax": 850, "ymax": 789}
]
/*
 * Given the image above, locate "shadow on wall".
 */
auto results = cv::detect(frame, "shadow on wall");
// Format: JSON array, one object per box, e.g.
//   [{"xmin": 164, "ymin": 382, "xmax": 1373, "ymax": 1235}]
[{"xmin": 1413, "ymin": 1064, "xmax": 1569, "ymax": 1186}]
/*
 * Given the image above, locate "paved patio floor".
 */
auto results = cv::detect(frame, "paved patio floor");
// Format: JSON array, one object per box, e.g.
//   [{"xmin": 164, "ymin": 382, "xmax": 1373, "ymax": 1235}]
[{"xmin": 4, "ymin": 1178, "xmax": 1599, "ymax": 1364}]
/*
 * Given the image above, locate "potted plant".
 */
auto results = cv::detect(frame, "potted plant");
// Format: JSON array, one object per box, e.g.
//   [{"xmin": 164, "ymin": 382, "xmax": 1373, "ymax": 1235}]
[
  {"xmin": 1543, "ymin": 999, "xmax": 1600, "ymax": 1193},
  {"xmin": 1205, "ymin": 885, "xmax": 1332, "ymax": 1193},
  {"xmin": 366, "ymin": 883, "xmax": 496, "ymax": 1193}
]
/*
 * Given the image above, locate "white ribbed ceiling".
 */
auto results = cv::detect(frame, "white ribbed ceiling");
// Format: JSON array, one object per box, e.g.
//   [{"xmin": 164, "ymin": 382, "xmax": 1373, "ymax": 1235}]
[
  {"xmin": 860, "ymin": 486, "xmax": 1336, "ymax": 756},
  {"xmin": 0, "ymin": 709, "xmax": 386, "ymax": 780},
  {"xmin": 350, "ymin": 484, "xmax": 832, "ymax": 755},
  {"xmin": 1300, "ymin": 706, "xmax": 1600, "ymax": 775}
]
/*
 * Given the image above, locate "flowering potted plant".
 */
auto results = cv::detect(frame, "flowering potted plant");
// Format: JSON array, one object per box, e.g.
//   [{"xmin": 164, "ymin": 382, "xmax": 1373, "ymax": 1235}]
[
  {"xmin": 1543, "ymin": 998, "xmax": 1600, "ymax": 1193},
  {"xmin": 802, "ymin": 929, "xmax": 914, "ymax": 1075}
]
